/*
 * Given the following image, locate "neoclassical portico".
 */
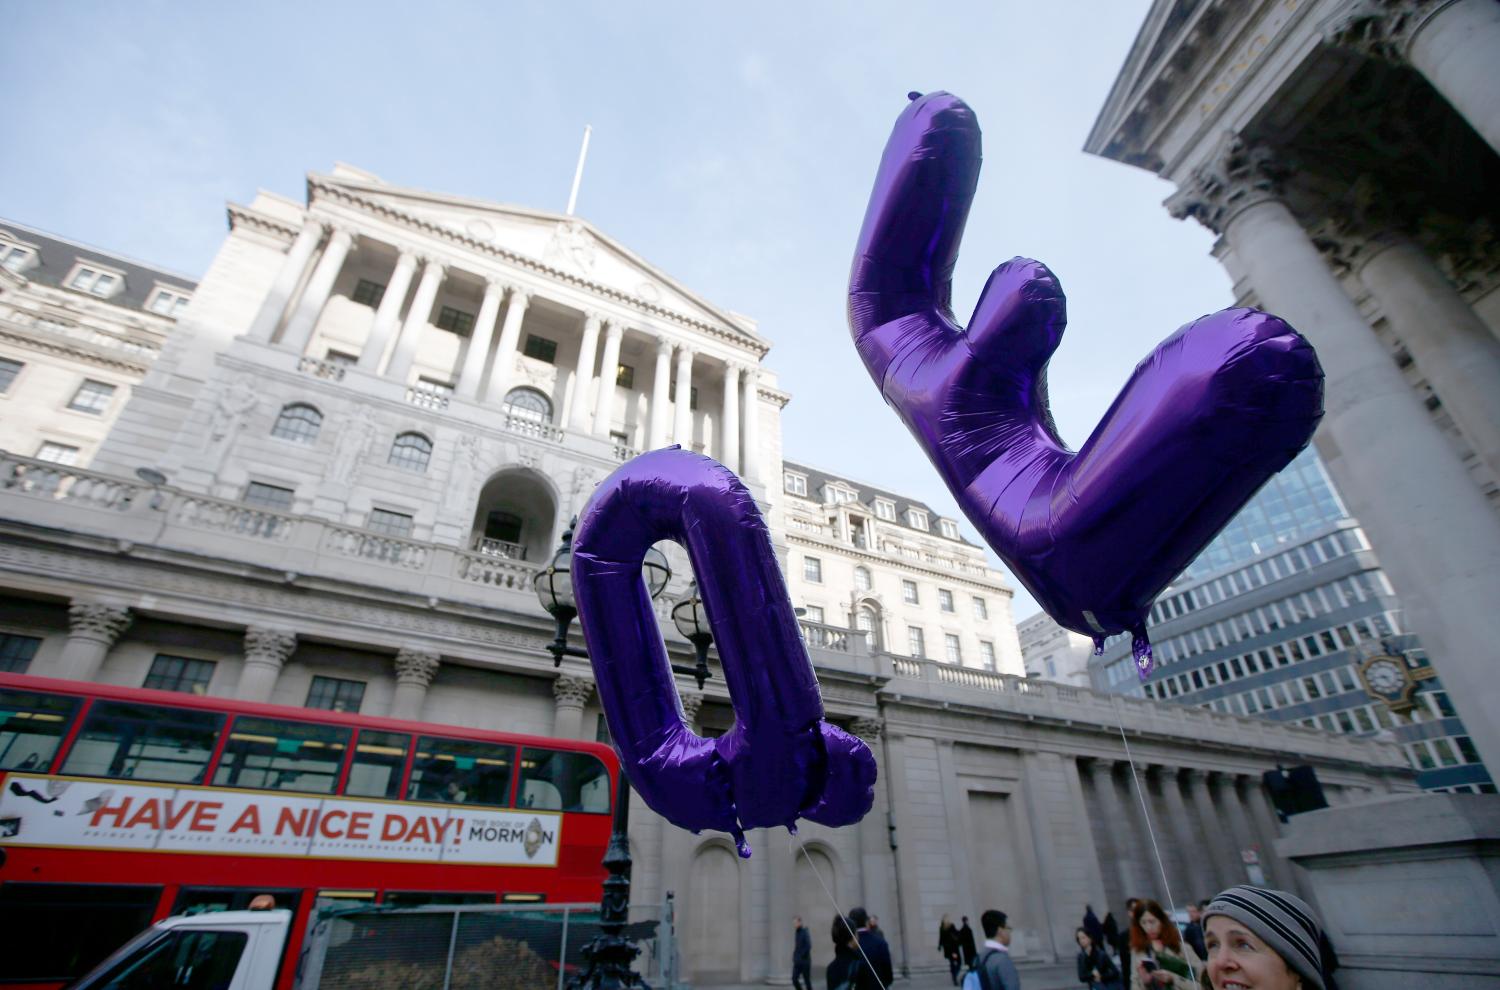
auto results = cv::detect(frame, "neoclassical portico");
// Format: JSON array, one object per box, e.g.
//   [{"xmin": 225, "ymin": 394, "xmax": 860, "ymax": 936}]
[{"xmin": 1086, "ymin": 0, "xmax": 1500, "ymax": 774}]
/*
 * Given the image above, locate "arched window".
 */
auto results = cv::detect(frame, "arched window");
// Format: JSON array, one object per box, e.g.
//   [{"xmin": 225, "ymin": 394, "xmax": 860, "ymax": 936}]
[
  {"xmin": 853, "ymin": 566, "xmax": 872, "ymax": 592},
  {"xmin": 503, "ymin": 387, "xmax": 552, "ymax": 424},
  {"xmin": 856, "ymin": 606, "xmax": 879, "ymax": 649},
  {"xmin": 388, "ymin": 432, "xmax": 433, "ymax": 473},
  {"xmin": 270, "ymin": 403, "xmax": 322, "ymax": 444}
]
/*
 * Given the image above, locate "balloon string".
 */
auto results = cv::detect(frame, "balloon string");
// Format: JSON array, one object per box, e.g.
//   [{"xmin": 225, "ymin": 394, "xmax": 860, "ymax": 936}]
[
  {"xmin": 1111, "ymin": 696, "xmax": 1199, "ymax": 986},
  {"xmin": 795, "ymin": 835, "xmax": 890, "ymax": 990}
]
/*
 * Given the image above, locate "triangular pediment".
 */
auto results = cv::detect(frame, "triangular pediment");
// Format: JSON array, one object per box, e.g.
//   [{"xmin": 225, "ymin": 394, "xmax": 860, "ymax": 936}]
[{"xmin": 310, "ymin": 168, "xmax": 764, "ymax": 347}]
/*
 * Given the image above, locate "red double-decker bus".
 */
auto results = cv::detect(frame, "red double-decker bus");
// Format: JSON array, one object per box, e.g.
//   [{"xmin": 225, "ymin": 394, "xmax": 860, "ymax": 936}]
[{"xmin": 0, "ymin": 671, "xmax": 617, "ymax": 989}]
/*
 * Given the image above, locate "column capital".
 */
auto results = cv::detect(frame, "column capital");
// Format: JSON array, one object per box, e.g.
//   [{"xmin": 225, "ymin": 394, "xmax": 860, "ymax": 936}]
[
  {"xmin": 601, "ymin": 318, "xmax": 625, "ymax": 339},
  {"xmin": 675, "ymin": 344, "xmax": 696, "ymax": 363},
  {"xmin": 1324, "ymin": 0, "xmax": 1454, "ymax": 62},
  {"xmin": 506, "ymin": 284, "xmax": 534, "ymax": 305},
  {"xmin": 394, "ymin": 648, "xmax": 441, "ymax": 686},
  {"xmin": 553, "ymin": 673, "xmax": 595, "ymax": 708},
  {"xmin": 482, "ymin": 273, "xmax": 507, "ymax": 293},
  {"xmin": 656, "ymin": 335, "xmax": 677, "ymax": 357},
  {"xmin": 415, "ymin": 254, "xmax": 448, "ymax": 274},
  {"xmin": 1084, "ymin": 757, "xmax": 1117, "ymax": 777},
  {"xmin": 582, "ymin": 309, "xmax": 603, "ymax": 328},
  {"xmin": 391, "ymin": 245, "xmax": 421, "ymax": 265},
  {"xmin": 68, "ymin": 601, "xmax": 132, "ymax": 643},
  {"xmin": 244, "ymin": 626, "xmax": 297, "ymax": 667},
  {"xmin": 850, "ymin": 715, "xmax": 885, "ymax": 742},
  {"xmin": 1165, "ymin": 134, "xmax": 1290, "ymax": 235},
  {"xmin": 678, "ymin": 690, "xmax": 705, "ymax": 725}
]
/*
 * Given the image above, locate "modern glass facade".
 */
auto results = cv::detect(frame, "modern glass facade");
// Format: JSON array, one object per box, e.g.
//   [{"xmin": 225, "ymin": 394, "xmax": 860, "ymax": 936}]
[{"xmin": 1091, "ymin": 448, "xmax": 1493, "ymax": 793}]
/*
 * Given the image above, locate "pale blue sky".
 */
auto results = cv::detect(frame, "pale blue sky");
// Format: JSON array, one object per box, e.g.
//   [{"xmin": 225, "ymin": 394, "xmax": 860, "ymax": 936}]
[{"xmin": 2, "ymin": 1, "xmax": 1235, "ymax": 619}]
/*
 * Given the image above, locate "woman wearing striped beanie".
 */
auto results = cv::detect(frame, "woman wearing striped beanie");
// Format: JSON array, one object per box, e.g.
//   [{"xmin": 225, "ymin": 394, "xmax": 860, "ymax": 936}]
[{"xmin": 1202, "ymin": 886, "xmax": 1326, "ymax": 990}]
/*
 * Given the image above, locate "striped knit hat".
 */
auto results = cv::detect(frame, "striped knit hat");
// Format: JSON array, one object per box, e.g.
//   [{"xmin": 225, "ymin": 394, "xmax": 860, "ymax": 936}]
[{"xmin": 1204, "ymin": 886, "xmax": 1325, "ymax": 990}]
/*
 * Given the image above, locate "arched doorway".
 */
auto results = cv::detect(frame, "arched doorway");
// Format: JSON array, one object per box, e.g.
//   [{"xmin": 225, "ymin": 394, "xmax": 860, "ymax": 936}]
[
  {"xmin": 468, "ymin": 468, "xmax": 558, "ymax": 562},
  {"xmin": 794, "ymin": 843, "xmax": 840, "ymax": 976},
  {"xmin": 687, "ymin": 842, "xmax": 742, "ymax": 983}
]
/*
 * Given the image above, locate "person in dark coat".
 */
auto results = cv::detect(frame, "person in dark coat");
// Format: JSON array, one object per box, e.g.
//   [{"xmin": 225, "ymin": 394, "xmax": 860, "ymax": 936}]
[
  {"xmin": 939, "ymin": 914, "xmax": 962, "ymax": 985},
  {"xmin": 1181, "ymin": 903, "xmax": 1207, "ymax": 963},
  {"xmin": 1076, "ymin": 927, "xmax": 1123, "ymax": 990},
  {"xmin": 826, "ymin": 914, "xmax": 863, "ymax": 990},
  {"xmin": 848, "ymin": 907, "xmax": 894, "ymax": 988},
  {"xmin": 959, "ymin": 915, "xmax": 978, "ymax": 966},
  {"xmin": 794, "ymin": 916, "xmax": 813, "ymax": 990}
]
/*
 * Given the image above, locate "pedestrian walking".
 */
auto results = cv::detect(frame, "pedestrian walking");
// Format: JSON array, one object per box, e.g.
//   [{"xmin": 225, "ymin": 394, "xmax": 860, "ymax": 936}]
[
  {"xmin": 848, "ymin": 907, "xmax": 893, "ymax": 989},
  {"xmin": 826, "ymin": 914, "xmax": 867, "ymax": 990},
  {"xmin": 793, "ymin": 915, "xmax": 813, "ymax": 990},
  {"xmin": 1180, "ymin": 902, "xmax": 1207, "ymax": 962},
  {"xmin": 1202, "ymin": 886, "xmax": 1329, "ymax": 990},
  {"xmin": 1127, "ymin": 899, "xmax": 1202, "ymax": 990},
  {"xmin": 939, "ymin": 913, "xmax": 963, "ymax": 985},
  {"xmin": 968, "ymin": 909, "xmax": 1021, "ymax": 990},
  {"xmin": 1075, "ymin": 927, "xmax": 1123, "ymax": 990},
  {"xmin": 958, "ymin": 915, "xmax": 978, "ymax": 966}
]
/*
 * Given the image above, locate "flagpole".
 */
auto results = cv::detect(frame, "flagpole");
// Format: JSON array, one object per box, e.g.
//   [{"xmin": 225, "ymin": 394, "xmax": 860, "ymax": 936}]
[{"xmin": 566, "ymin": 125, "xmax": 592, "ymax": 217}]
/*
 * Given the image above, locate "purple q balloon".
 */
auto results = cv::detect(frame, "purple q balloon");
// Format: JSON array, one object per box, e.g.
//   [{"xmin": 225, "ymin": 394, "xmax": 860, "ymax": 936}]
[
  {"xmin": 572, "ymin": 447, "xmax": 876, "ymax": 856},
  {"xmin": 849, "ymin": 92, "xmax": 1323, "ymax": 677}
]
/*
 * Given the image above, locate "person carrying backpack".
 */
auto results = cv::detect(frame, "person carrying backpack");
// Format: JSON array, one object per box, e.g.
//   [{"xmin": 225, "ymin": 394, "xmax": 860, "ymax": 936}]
[
  {"xmin": 962, "ymin": 909, "xmax": 1021, "ymax": 990},
  {"xmin": 827, "ymin": 914, "xmax": 872, "ymax": 990}
]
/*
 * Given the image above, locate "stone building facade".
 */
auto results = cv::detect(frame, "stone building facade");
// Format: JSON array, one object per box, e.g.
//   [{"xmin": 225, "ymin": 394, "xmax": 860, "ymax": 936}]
[
  {"xmin": 1086, "ymin": 0, "xmax": 1500, "ymax": 775},
  {"xmin": 0, "ymin": 179, "xmax": 1419, "ymax": 986},
  {"xmin": 1017, "ymin": 612, "xmax": 1095, "ymax": 687}
]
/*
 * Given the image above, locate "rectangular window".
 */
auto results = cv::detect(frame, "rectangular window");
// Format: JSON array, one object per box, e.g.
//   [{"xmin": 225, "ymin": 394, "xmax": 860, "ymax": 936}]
[
  {"xmin": 0, "ymin": 357, "xmax": 22, "ymax": 393},
  {"xmin": 0, "ymin": 244, "xmax": 34, "ymax": 272},
  {"xmin": 939, "ymin": 519, "xmax": 959, "ymax": 539},
  {"xmin": 68, "ymin": 379, "xmax": 116, "ymax": 415},
  {"xmin": 980, "ymin": 641, "xmax": 996, "ymax": 670},
  {"xmin": 973, "ymin": 597, "xmax": 988, "ymax": 620},
  {"xmin": 351, "ymin": 278, "xmax": 387, "ymax": 307},
  {"xmin": 344, "ymin": 729, "xmax": 411, "ymax": 799},
  {"xmin": 803, "ymin": 556, "xmax": 822, "ymax": 583},
  {"xmin": 214, "ymin": 716, "xmax": 349, "ymax": 794},
  {"xmin": 519, "ymin": 747, "xmax": 611, "ymax": 813},
  {"xmin": 907, "ymin": 509, "xmax": 929, "ymax": 531},
  {"xmin": 0, "ymin": 633, "xmax": 42, "ymax": 674},
  {"xmin": 902, "ymin": 580, "xmax": 919, "ymax": 605},
  {"xmin": 408, "ymin": 736, "xmax": 516, "ymax": 807},
  {"xmin": 147, "ymin": 287, "xmax": 191, "ymax": 316},
  {"xmin": 784, "ymin": 473, "xmax": 807, "ymax": 496},
  {"xmin": 803, "ymin": 605, "xmax": 825, "ymax": 624},
  {"xmin": 326, "ymin": 349, "xmax": 358, "ymax": 367},
  {"xmin": 367, "ymin": 508, "xmax": 415, "ymax": 538},
  {"xmin": 244, "ymin": 481, "xmax": 294, "ymax": 511},
  {"xmin": 0, "ymin": 882, "xmax": 164, "ymax": 983},
  {"xmin": 944, "ymin": 634, "xmax": 962, "ymax": 664},
  {"xmin": 907, "ymin": 626, "xmax": 925, "ymax": 658},
  {"xmin": 62, "ymin": 701, "xmax": 223, "ymax": 783},
  {"xmin": 69, "ymin": 266, "xmax": 120, "ymax": 296},
  {"xmin": 142, "ymin": 654, "xmax": 216, "ymax": 695},
  {"xmin": 305, "ymin": 675, "xmax": 366, "ymax": 713},
  {"xmin": 938, "ymin": 589, "xmax": 954, "ymax": 613},
  {"xmin": 523, "ymin": 334, "xmax": 558, "ymax": 363},
  {"xmin": 874, "ymin": 499, "xmax": 896, "ymax": 521},
  {"xmin": 435, "ymin": 305, "xmax": 476, "ymax": 334},
  {"xmin": 0, "ymin": 688, "xmax": 79, "ymax": 769},
  {"xmin": 34, "ymin": 442, "xmax": 81, "ymax": 465},
  {"xmin": 616, "ymin": 364, "xmax": 635, "ymax": 389}
]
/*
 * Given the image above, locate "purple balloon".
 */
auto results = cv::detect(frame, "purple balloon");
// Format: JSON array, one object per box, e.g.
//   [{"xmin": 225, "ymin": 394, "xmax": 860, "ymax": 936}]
[
  {"xmin": 572, "ymin": 447, "xmax": 876, "ymax": 855},
  {"xmin": 849, "ymin": 93, "xmax": 1323, "ymax": 677}
]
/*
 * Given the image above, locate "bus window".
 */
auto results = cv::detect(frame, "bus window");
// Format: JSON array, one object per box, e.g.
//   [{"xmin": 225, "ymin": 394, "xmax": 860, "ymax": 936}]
[
  {"xmin": 518, "ymin": 748, "xmax": 611, "ymax": 813},
  {"xmin": 383, "ymin": 891, "xmax": 496, "ymax": 907},
  {"xmin": 61, "ymin": 702, "xmax": 223, "ymax": 784},
  {"xmin": 0, "ymin": 882, "xmax": 162, "ymax": 982},
  {"xmin": 213, "ymin": 716, "xmax": 350, "ymax": 794},
  {"xmin": 344, "ymin": 729, "xmax": 410, "ymax": 799},
  {"xmin": 172, "ymin": 886, "xmax": 302, "ymax": 917},
  {"xmin": 0, "ymin": 688, "xmax": 80, "ymax": 771},
  {"xmin": 408, "ymin": 736, "xmax": 515, "ymax": 807}
]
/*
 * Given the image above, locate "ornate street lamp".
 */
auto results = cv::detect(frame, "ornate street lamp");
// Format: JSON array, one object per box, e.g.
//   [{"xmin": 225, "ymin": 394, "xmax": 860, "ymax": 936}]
[
  {"xmin": 670, "ymin": 582, "xmax": 714, "ymax": 691},
  {"xmin": 532, "ymin": 519, "xmax": 707, "ymax": 990}
]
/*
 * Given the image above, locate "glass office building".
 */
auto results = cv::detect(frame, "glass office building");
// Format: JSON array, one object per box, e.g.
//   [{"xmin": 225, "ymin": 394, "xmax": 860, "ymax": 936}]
[{"xmin": 1091, "ymin": 447, "xmax": 1493, "ymax": 793}]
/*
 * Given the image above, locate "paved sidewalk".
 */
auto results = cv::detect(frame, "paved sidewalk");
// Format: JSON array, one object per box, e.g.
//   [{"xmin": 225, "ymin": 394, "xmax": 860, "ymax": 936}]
[{"xmin": 693, "ymin": 959, "xmax": 1078, "ymax": 990}]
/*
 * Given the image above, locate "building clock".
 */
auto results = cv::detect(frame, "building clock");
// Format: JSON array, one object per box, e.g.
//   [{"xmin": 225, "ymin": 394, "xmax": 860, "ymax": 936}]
[{"xmin": 1358, "ymin": 652, "xmax": 1417, "ymax": 714}]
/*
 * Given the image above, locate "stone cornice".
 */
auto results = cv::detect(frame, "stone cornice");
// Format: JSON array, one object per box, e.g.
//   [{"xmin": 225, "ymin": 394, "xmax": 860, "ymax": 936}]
[
  {"xmin": 785, "ymin": 530, "xmax": 1007, "ymax": 594},
  {"xmin": 306, "ymin": 178, "xmax": 771, "ymax": 359},
  {"xmin": 226, "ymin": 203, "xmax": 299, "ymax": 243},
  {"xmin": 0, "ymin": 320, "xmax": 155, "ymax": 375}
]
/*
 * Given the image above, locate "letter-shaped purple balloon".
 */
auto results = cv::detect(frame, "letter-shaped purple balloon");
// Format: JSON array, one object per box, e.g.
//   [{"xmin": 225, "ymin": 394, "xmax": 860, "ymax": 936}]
[
  {"xmin": 572, "ymin": 448, "xmax": 876, "ymax": 855},
  {"xmin": 850, "ymin": 93, "xmax": 1324, "ymax": 675}
]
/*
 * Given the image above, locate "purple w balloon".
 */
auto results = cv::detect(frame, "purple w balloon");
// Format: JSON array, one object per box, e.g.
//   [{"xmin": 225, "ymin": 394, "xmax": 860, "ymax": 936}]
[{"xmin": 850, "ymin": 93, "xmax": 1324, "ymax": 675}]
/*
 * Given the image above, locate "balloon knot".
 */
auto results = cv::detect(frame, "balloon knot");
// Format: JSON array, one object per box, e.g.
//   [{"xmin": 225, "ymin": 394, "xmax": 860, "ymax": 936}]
[{"xmin": 907, "ymin": 91, "xmax": 922, "ymax": 101}]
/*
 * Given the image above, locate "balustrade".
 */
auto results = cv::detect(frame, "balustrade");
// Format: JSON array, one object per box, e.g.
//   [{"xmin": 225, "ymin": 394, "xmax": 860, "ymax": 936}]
[
  {"xmin": 171, "ymin": 494, "xmax": 298, "ymax": 541},
  {"xmin": 297, "ymin": 355, "xmax": 348, "ymax": 381},
  {"xmin": 454, "ymin": 550, "xmax": 536, "ymax": 590},
  {"xmin": 324, "ymin": 525, "xmax": 430, "ymax": 569},
  {"xmin": 473, "ymin": 536, "xmax": 526, "ymax": 560},
  {"xmin": 405, "ymin": 381, "xmax": 452, "ymax": 411},
  {"xmin": 0, "ymin": 454, "xmax": 139, "ymax": 510}
]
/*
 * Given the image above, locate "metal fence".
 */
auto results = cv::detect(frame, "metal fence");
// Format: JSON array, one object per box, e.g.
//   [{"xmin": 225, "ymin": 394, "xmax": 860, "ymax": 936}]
[{"xmin": 301, "ymin": 898, "xmax": 678, "ymax": 990}]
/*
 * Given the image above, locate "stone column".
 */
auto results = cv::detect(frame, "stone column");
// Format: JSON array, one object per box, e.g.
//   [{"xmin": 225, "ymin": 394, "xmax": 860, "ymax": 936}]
[
  {"xmin": 55, "ymin": 601, "xmax": 132, "ymax": 681},
  {"xmin": 850, "ymin": 717, "xmax": 895, "ymax": 931},
  {"xmin": 485, "ymin": 286, "xmax": 532, "ymax": 404},
  {"xmin": 1158, "ymin": 768, "xmax": 1216, "ymax": 904},
  {"xmin": 678, "ymin": 689, "xmax": 705, "ymax": 728},
  {"xmin": 1332, "ymin": 0, "xmax": 1500, "ymax": 155},
  {"xmin": 357, "ymin": 249, "xmax": 418, "ymax": 373},
  {"xmin": 1168, "ymin": 136, "xmax": 1500, "ymax": 775},
  {"xmin": 391, "ymin": 649, "xmax": 440, "ymax": 721},
  {"xmin": 1184, "ymin": 769, "xmax": 1238, "ymax": 891},
  {"xmin": 765, "ymin": 823, "xmax": 794, "ymax": 985},
  {"xmin": 237, "ymin": 627, "xmax": 296, "ymax": 703},
  {"xmin": 568, "ymin": 311, "xmax": 603, "ymax": 431},
  {"xmin": 1209, "ymin": 774, "xmax": 1258, "ymax": 886},
  {"xmin": 592, "ymin": 320, "xmax": 624, "ymax": 437},
  {"xmin": 552, "ymin": 673, "xmax": 594, "ymax": 740},
  {"xmin": 1239, "ymin": 776, "xmax": 1294, "ymax": 894},
  {"xmin": 1085, "ymin": 760, "xmax": 1139, "ymax": 907},
  {"xmin": 278, "ymin": 227, "xmax": 353, "ymax": 355},
  {"xmin": 741, "ymin": 366, "xmax": 762, "ymax": 483},
  {"xmin": 673, "ymin": 347, "xmax": 695, "ymax": 446},
  {"xmin": 455, "ymin": 277, "xmax": 506, "ymax": 400},
  {"xmin": 384, "ymin": 257, "xmax": 445, "ymax": 384},
  {"xmin": 1356, "ymin": 236, "xmax": 1500, "ymax": 477},
  {"xmin": 246, "ymin": 218, "xmax": 325, "ymax": 344},
  {"xmin": 648, "ymin": 337, "xmax": 675, "ymax": 449},
  {"xmin": 720, "ymin": 363, "xmax": 741, "ymax": 474},
  {"xmin": 658, "ymin": 689, "xmax": 704, "ymax": 929}
]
